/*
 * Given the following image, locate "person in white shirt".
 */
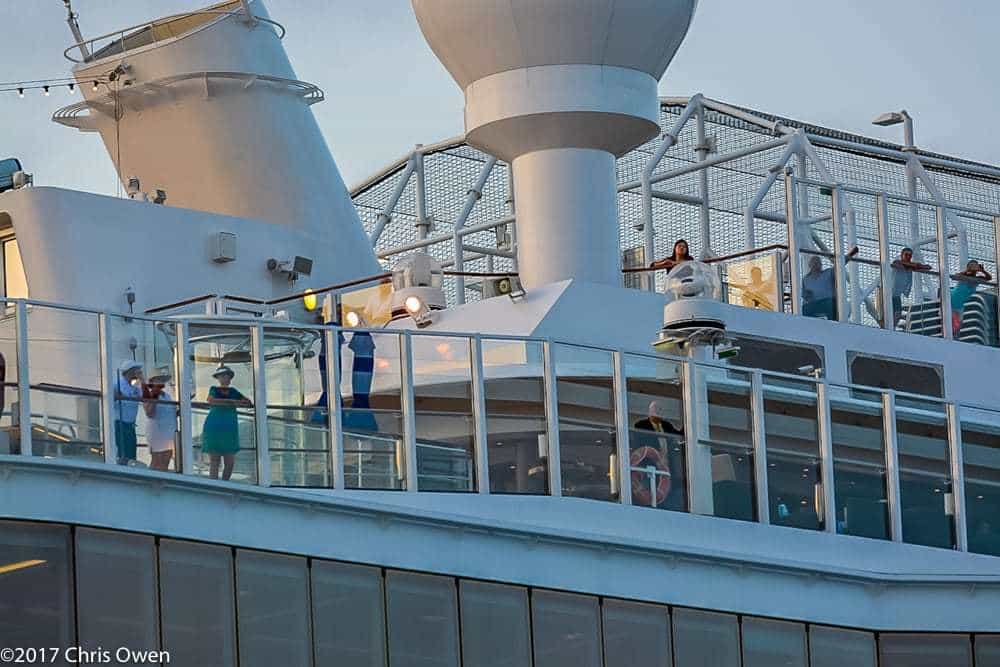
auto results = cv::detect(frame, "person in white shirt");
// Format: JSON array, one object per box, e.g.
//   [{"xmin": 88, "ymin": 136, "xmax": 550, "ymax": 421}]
[
  {"xmin": 115, "ymin": 360, "xmax": 144, "ymax": 465},
  {"xmin": 143, "ymin": 370, "xmax": 177, "ymax": 471}
]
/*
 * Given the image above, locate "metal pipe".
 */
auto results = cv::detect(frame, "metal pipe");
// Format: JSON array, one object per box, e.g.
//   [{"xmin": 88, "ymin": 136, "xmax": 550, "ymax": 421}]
[
  {"xmin": 506, "ymin": 164, "xmax": 518, "ymax": 273},
  {"xmin": 453, "ymin": 157, "xmax": 497, "ymax": 305},
  {"xmin": 695, "ymin": 103, "xmax": 713, "ymax": 257},
  {"xmin": 98, "ymin": 312, "xmax": 115, "ymax": 465},
  {"xmin": 830, "ymin": 187, "xmax": 848, "ymax": 323},
  {"xmin": 470, "ymin": 336, "xmax": 490, "ymax": 494},
  {"xmin": 784, "ymin": 170, "xmax": 803, "ymax": 315},
  {"xmin": 612, "ymin": 351, "xmax": 633, "ymax": 506},
  {"xmin": 251, "ymin": 324, "xmax": 269, "ymax": 486},
  {"xmin": 936, "ymin": 207, "xmax": 953, "ymax": 340},
  {"xmin": 750, "ymin": 371, "xmax": 770, "ymax": 524},
  {"xmin": 323, "ymin": 329, "xmax": 344, "ymax": 489},
  {"xmin": 414, "ymin": 149, "xmax": 430, "ymax": 240},
  {"xmin": 400, "ymin": 333, "xmax": 419, "ymax": 492},
  {"xmin": 882, "ymin": 391, "xmax": 904, "ymax": 543},
  {"xmin": 640, "ymin": 95, "xmax": 702, "ymax": 289},
  {"xmin": 376, "ymin": 215, "xmax": 516, "ymax": 258},
  {"xmin": 368, "ymin": 158, "xmax": 415, "ymax": 247},
  {"xmin": 743, "ymin": 136, "xmax": 800, "ymax": 249},
  {"xmin": 176, "ymin": 321, "xmax": 194, "ymax": 475},
  {"xmin": 816, "ymin": 383, "xmax": 837, "ymax": 533},
  {"xmin": 542, "ymin": 342, "xmax": 562, "ymax": 497},
  {"xmin": 845, "ymin": 210, "xmax": 862, "ymax": 323},
  {"xmin": 876, "ymin": 194, "xmax": 895, "ymax": 330},
  {"xmin": 946, "ymin": 403, "xmax": 968, "ymax": 552}
]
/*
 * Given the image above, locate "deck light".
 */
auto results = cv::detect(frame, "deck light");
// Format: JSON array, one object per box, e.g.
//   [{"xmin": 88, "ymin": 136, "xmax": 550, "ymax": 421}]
[
  {"xmin": 92, "ymin": 80, "xmax": 99, "ymax": 91},
  {"xmin": 872, "ymin": 110, "xmax": 914, "ymax": 150},
  {"xmin": 17, "ymin": 88, "xmax": 23, "ymax": 98},
  {"xmin": 344, "ymin": 310, "xmax": 365, "ymax": 328},
  {"xmin": 302, "ymin": 288, "xmax": 317, "ymax": 312},
  {"xmin": 68, "ymin": 83, "xmax": 74, "ymax": 92},
  {"xmin": 43, "ymin": 85, "xmax": 49, "ymax": 96}
]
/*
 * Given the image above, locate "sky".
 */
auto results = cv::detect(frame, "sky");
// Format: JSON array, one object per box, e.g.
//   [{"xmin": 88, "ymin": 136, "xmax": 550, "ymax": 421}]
[{"xmin": 1, "ymin": 0, "xmax": 999, "ymax": 197}]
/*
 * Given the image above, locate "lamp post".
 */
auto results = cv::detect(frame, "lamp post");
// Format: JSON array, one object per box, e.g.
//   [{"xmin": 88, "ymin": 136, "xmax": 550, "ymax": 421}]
[{"xmin": 873, "ymin": 110, "xmax": 915, "ymax": 151}]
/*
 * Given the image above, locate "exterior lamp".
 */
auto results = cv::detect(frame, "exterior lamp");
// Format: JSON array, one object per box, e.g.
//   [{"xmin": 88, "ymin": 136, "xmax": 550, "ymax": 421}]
[
  {"xmin": 302, "ymin": 288, "xmax": 317, "ymax": 312},
  {"xmin": 872, "ymin": 110, "xmax": 914, "ymax": 150},
  {"xmin": 344, "ymin": 310, "xmax": 366, "ymax": 328}
]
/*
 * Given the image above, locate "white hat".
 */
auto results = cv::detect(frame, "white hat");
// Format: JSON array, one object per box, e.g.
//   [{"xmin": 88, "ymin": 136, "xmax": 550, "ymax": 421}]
[
  {"xmin": 118, "ymin": 359, "xmax": 142, "ymax": 375},
  {"xmin": 212, "ymin": 365, "xmax": 235, "ymax": 379},
  {"xmin": 147, "ymin": 366, "xmax": 172, "ymax": 384}
]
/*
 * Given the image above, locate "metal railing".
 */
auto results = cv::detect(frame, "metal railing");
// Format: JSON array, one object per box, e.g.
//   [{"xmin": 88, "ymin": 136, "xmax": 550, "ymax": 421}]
[{"xmin": 1, "ymin": 297, "xmax": 999, "ymax": 557}]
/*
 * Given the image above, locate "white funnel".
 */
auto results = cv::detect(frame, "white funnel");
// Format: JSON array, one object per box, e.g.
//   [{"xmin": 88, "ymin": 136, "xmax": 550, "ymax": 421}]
[{"xmin": 412, "ymin": 0, "xmax": 698, "ymax": 288}]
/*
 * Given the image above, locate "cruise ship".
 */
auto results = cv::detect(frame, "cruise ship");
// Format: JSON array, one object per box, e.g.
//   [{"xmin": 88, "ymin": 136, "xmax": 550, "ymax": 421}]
[{"xmin": 1, "ymin": 1, "xmax": 999, "ymax": 666}]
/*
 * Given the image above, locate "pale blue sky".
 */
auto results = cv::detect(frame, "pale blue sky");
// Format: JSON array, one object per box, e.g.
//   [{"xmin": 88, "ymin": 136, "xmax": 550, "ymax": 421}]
[{"xmin": 1, "ymin": 0, "xmax": 998, "ymax": 196}]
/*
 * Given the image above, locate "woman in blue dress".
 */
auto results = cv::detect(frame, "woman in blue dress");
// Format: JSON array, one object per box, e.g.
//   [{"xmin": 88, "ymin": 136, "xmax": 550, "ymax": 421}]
[{"xmin": 202, "ymin": 366, "xmax": 252, "ymax": 480}]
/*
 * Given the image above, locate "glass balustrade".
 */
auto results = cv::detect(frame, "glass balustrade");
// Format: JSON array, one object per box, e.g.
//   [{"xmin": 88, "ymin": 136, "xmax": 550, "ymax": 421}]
[
  {"xmin": 762, "ymin": 377, "xmax": 823, "ymax": 531},
  {"xmin": 553, "ymin": 344, "xmax": 618, "ymax": 501},
  {"xmin": 623, "ymin": 353, "xmax": 686, "ymax": 511},
  {"xmin": 482, "ymin": 339, "xmax": 549, "ymax": 495},
  {"xmin": 340, "ymin": 330, "xmax": 405, "ymax": 490},
  {"xmin": 1, "ymin": 298, "xmax": 998, "ymax": 556},
  {"xmin": 700, "ymin": 368, "xmax": 757, "ymax": 522},
  {"xmin": 829, "ymin": 388, "xmax": 891, "ymax": 540},
  {"xmin": 960, "ymin": 406, "xmax": 1000, "ymax": 556}
]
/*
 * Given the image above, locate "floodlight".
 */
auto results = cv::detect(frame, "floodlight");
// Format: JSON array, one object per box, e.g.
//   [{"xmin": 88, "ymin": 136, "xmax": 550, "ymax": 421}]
[
  {"xmin": 344, "ymin": 310, "xmax": 365, "ymax": 328},
  {"xmin": 872, "ymin": 112, "xmax": 905, "ymax": 127}
]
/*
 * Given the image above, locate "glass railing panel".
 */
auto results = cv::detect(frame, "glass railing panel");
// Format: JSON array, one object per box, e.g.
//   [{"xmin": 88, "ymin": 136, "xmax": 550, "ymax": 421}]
[
  {"xmin": 25, "ymin": 304, "xmax": 103, "ymax": 462},
  {"xmin": 553, "ymin": 344, "xmax": 617, "ymax": 501},
  {"xmin": 623, "ymin": 353, "xmax": 686, "ymax": 511},
  {"xmin": 895, "ymin": 397, "xmax": 955, "ymax": 549},
  {"xmin": 482, "ymin": 339, "xmax": 548, "ymax": 495},
  {"xmin": 830, "ymin": 388, "xmax": 889, "ymax": 539},
  {"xmin": 960, "ymin": 406, "xmax": 1000, "ymax": 556},
  {"xmin": 263, "ymin": 327, "xmax": 329, "ymax": 488},
  {"xmin": 187, "ymin": 323, "xmax": 258, "ymax": 484},
  {"xmin": 108, "ymin": 314, "xmax": 179, "ymax": 470},
  {"xmin": 888, "ymin": 199, "xmax": 945, "ymax": 337},
  {"xmin": 841, "ymin": 190, "xmax": 884, "ymax": 329},
  {"xmin": 762, "ymin": 376, "xmax": 823, "ymax": 530},
  {"xmin": 411, "ymin": 335, "xmax": 475, "ymax": 492},
  {"xmin": 0, "ymin": 302, "xmax": 17, "ymax": 454},
  {"xmin": 702, "ymin": 368, "xmax": 756, "ymax": 522},
  {"xmin": 341, "ymin": 331, "xmax": 404, "ymax": 490}
]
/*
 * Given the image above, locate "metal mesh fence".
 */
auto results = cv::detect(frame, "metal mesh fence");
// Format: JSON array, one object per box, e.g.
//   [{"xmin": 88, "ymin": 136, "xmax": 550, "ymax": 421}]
[{"xmin": 352, "ymin": 99, "xmax": 1000, "ymax": 307}]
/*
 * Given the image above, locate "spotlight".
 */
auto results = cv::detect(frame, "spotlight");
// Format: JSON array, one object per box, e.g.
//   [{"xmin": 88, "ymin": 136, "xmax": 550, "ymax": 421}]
[
  {"xmin": 17, "ymin": 88, "xmax": 23, "ymax": 98},
  {"xmin": 68, "ymin": 83, "xmax": 75, "ymax": 92},
  {"xmin": 404, "ymin": 295, "xmax": 423, "ymax": 315},
  {"xmin": 302, "ymin": 288, "xmax": 318, "ymax": 312},
  {"xmin": 92, "ymin": 80, "xmax": 99, "ymax": 92},
  {"xmin": 43, "ymin": 85, "xmax": 49, "ymax": 96}
]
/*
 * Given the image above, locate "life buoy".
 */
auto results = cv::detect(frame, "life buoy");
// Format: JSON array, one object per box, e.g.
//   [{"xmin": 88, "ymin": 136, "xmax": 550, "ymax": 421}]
[{"xmin": 630, "ymin": 446, "xmax": 671, "ymax": 506}]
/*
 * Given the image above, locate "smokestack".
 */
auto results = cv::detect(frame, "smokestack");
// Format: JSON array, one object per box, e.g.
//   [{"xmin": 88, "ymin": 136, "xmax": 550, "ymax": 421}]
[
  {"xmin": 411, "ymin": 0, "xmax": 698, "ymax": 289},
  {"xmin": 57, "ymin": 0, "xmax": 375, "ymax": 267}
]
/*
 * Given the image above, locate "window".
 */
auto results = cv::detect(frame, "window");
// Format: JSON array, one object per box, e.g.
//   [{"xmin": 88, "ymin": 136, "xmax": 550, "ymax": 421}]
[
  {"xmin": 531, "ymin": 590, "xmax": 602, "ymax": 667},
  {"xmin": 741, "ymin": 617, "xmax": 807, "ymax": 667},
  {"xmin": 672, "ymin": 608, "xmax": 741, "ymax": 667},
  {"xmin": 459, "ymin": 581, "xmax": 532, "ymax": 667},
  {"xmin": 728, "ymin": 335, "xmax": 824, "ymax": 377},
  {"xmin": 385, "ymin": 571, "xmax": 460, "ymax": 667},
  {"xmin": 0, "ymin": 521, "xmax": 74, "ymax": 647},
  {"xmin": 312, "ymin": 561, "xmax": 386, "ymax": 667},
  {"xmin": 879, "ymin": 633, "xmax": 973, "ymax": 667},
  {"xmin": 235, "ymin": 550, "xmax": 312, "ymax": 667},
  {"xmin": 848, "ymin": 352, "xmax": 943, "ymax": 398},
  {"xmin": 159, "ymin": 539, "xmax": 237, "ymax": 667},
  {"xmin": 75, "ymin": 528, "xmax": 159, "ymax": 651},
  {"xmin": 602, "ymin": 599, "xmax": 672, "ymax": 667},
  {"xmin": 809, "ymin": 626, "xmax": 875, "ymax": 667},
  {"xmin": 2, "ymin": 238, "xmax": 27, "ymax": 299}
]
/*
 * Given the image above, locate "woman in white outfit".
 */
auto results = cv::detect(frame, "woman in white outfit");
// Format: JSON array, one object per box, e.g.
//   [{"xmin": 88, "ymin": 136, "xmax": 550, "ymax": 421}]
[{"xmin": 143, "ymin": 370, "xmax": 177, "ymax": 471}]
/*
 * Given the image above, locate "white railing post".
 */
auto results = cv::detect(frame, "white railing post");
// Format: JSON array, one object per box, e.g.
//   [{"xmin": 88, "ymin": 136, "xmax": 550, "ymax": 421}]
[
  {"xmin": 695, "ymin": 102, "xmax": 713, "ymax": 257},
  {"xmin": 682, "ymin": 360, "xmax": 713, "ymax": 515},
  {"xmin": 542, "ymin": 341, "xmax": 562, "ymax": 497},
  {"xmin": 14, "ymin": 301, "xmax": 32, "ymax": 457},
  {"xmin": 470, "ymin": 336, "xmax": 490, "ymax": 494},
  {"xmin": 750, "ymin": 370, "xmax": 770, "ymax": 524},
  {"xmin": 98, "ymin": 312, "xmax": 116, "ymax": 465},
  {"xmin": 882, "ymin": 391, "xmax": 904, "ymax": 542},
  {"xmin": 612, "ymin": 351, "xmax": 632, "ymax": 506},
  {"xmin": 937, "ymin": 206, "xmax": 953, "ymax": 340},
  {"xmin": 784, "ymin": 169, "xmax": 802, "ymax": 315},
  {"xmin": 251, "ymin": 324, "xmax": 270, "ymax": 487},
  {"xmin": 176, "ymin": 321, "xmax": 194, "ymax": 475},
  {"xmin": 946, "ymin": 403, "xmax": 968, "ymax": 551},
  {"xmin": 830, "ymin": 186, "xmax": 848, "ymax": 323},
  {"xmin": 323, "ymin": 328, "xmax": 344, "ymax": 489},
  {"xmin": 816, "ymin": 382, "xmax": 837, "ymax": 533},
  {"xmin": 876, "ymin": 193, "xmax": 895, "ymax": 330},
  {"xmin": 400, "ymin": 333, "xmax": 419, "ymax": 492}
]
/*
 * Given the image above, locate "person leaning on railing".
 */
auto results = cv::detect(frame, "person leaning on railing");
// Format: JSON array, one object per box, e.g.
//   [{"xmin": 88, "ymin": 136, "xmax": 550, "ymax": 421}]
[
  {"xmin": 203, "ymin": 365, "xmax": 252, "ymax": 481},
  {"xmin": 649, "ymin": 239, "xmax": 693, "ymax": 273},
  {"xmin": 801, "ymin": 246, "xmax": 859, "ymax": 320},
  {"xmin": 950, "ymin": 260, "xmax": 993, "ymax": 335},
  {"xmin": 889, "ymin": 247, "xmax": 931, "ymax": 328},
  {"xmin": 114, "ymin": 360, "xmax": 145, "ymax": 465}
]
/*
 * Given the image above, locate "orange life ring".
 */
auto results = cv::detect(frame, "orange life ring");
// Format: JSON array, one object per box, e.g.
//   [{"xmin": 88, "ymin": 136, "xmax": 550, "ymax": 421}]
[{"xmin": 630, "ymin": 446, "xmax": 671, "ymax": 506}]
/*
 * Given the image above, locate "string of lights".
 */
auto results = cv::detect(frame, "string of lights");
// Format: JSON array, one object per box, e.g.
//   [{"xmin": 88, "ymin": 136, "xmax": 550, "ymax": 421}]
[{"xmin": 0, "ymin": 70, "xmax": 117, "ymax": 97}]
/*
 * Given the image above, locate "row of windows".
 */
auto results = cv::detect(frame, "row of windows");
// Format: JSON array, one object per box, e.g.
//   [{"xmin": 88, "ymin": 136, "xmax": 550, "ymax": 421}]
[{"xmin": 1, "ymin": 520, "xmax": 997, "ymax": 667}]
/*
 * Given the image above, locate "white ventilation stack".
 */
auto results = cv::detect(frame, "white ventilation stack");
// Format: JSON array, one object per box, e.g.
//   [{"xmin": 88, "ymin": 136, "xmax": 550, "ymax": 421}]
[
  {"xmin": 411, "ymin": 0, "xmax": 698, "ymax": 288},
  {"xmin": 56, "ymin": 0, "xmax": 374, "ymax": 258}
]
